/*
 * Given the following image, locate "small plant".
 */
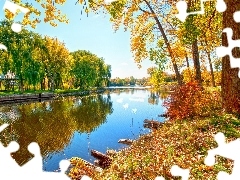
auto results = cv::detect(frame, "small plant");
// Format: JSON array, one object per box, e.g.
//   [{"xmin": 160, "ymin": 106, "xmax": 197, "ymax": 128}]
[{"xmin": 163, "ymin": 81, "xmax": 222, "ymax": 120}]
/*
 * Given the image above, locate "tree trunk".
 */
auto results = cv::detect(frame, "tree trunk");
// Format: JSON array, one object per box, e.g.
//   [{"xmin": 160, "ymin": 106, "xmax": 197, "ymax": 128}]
[
  {"xmin": 222, "ymin": 0, "xmax": 240, "ymax": 115},
  {"xmin": 40, "ymin": 79, "xmax": 43, "ymax": 90},
  {"xmin": 91, "ymin": 150, "xmax": 112, "ymax": 169},
  {"xmin": 143, "ymin": 0, "xmax": 182, "ymax": 85},
  {"xmin": 185, "ymin": 55, "xmax": 190, "ymax": 68},
  {"xmin": 19, "ymin": 76, "xmax": 24, "ymax": 92},
  {"xmin": 43, "ymin": 78, "xmax": 46, "ymax": 90},
  {"xmin": 192, "ymin": 39, "xmax": 202, "ymax": 85},
  {"xmin": 48, "ymin": 76, "xmax": 51, "ymax": 90},
  {"xmin": 206, "ymin": 51, "xmax": 216, "ymax": 87},
  {"xmin": 51, "ymin": 75, "xmax": 54, "ymax": 91}
]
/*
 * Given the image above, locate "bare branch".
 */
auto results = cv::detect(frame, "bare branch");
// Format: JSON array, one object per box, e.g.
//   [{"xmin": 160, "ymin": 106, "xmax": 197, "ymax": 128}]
[{"xmin": 138, "ymin": 6, "xmax": 152, "ymax": 14}]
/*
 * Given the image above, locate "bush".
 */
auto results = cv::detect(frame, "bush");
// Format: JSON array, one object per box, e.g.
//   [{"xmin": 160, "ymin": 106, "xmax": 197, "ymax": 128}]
[{"xmin": 163, "ymin": 81, "xmax": 222, "ymax": 120}]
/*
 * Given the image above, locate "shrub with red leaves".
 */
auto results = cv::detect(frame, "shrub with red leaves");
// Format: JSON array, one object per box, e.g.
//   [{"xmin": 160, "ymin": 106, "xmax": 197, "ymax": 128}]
[{"xmin": 163, "ymin": 81, "xmax": 222, "ymax": 120}]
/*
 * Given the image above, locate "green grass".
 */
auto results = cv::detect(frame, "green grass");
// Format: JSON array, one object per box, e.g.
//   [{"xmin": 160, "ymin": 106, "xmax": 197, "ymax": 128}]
[
  {"xmin": 0, "ymin": 90, "xmax": 52, "ymax": 96},
  {"xmin": 0, "ymin": 88, "xmax": 97, "ymax": 96}
]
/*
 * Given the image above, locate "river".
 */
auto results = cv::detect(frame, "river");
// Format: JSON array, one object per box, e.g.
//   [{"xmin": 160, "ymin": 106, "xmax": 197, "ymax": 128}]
[{"xmin": 0, "ymin": 88, "xmax": 168, "ymax": 171}]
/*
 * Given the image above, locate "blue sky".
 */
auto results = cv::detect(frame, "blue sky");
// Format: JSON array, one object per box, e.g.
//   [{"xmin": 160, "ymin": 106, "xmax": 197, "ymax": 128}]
[{"xmin": 0, "ymin": 0, "xmax": 157, "ymax": 79}]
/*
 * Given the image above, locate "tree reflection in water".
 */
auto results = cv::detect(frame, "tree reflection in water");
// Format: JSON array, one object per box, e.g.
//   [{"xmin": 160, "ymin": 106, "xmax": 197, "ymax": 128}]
[
  {"xmin": 0, "ymin": 94, "xmax": 113, "ymax": 166},
  {"xmin": 148, "ymin": 90, "xmax": 169, "ymax": 105}
]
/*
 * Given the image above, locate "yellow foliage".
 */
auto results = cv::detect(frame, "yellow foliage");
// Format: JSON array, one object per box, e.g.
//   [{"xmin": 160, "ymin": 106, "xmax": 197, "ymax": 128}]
[
  {"xmin": 214, "ymin": 71, "xmax": 221, "ymax": 86},
  {"xmin": 201, "ymin": 66, "xmax": 212, "ymax": 86},
  {"xmin": 5, "ymin": 0, "xmax": 69, "ymax": 29},
  {"xmin": 182, "ymin": 67, "xmax": 195, "ymax": 83}
]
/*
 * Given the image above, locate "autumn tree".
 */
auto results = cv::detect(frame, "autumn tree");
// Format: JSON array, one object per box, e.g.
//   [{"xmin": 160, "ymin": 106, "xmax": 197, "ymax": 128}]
[
  {"xmin": 197, "ymin": 1, "xmax": 222, "ymax": 87},
  {"xmin": 147, "ymin": 66, "xmax": 166, "ymax": 88},
  {"xmin": 172, "ymin": 0, "xmax": 239, "ymax": 114},
  {"xmin": 87, "ymin": 0, "xmax": 183, "ymax": 85}
]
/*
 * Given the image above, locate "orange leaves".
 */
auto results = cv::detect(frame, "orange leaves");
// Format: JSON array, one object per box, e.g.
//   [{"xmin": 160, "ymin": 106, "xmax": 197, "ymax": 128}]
[
  {"xmin": 171, "ymin": 40, "xmax": 188, "ymax": 62},
  {"xmin": 69, "ymin": 157, "xmax": 97, "ymax": 179},
  {"xmin": 79, "ymin": 115, "xmax": 238, "ymax": 179},
  {"xmin": 163, "ymin": 81, "xmax": 222, "ymax": 120}
]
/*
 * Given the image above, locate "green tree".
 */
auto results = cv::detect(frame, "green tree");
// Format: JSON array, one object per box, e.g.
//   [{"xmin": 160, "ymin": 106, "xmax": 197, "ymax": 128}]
[
  {"xmin": 70, "ymin": 50, "xmax": 111, "ymax": 89},
  {"xmin": 43, "ymin": 36, "xmax": 71, "ymax": 91}
]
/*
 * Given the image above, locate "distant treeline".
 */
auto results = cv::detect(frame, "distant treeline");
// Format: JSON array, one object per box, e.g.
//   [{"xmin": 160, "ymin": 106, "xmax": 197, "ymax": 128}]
[{"xmin": 109, "ymin": 74, "xmax": 176, "ymax": 87}]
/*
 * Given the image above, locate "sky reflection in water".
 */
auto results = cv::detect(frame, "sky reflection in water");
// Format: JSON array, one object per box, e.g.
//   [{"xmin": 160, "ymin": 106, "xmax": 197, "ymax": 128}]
[{"xmin": 0, "ymin": 89, "xmax": 167, "ymax": 171}]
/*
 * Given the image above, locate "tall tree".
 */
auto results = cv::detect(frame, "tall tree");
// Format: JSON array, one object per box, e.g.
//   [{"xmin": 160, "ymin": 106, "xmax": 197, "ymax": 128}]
[
  {"xmin": 43, "ymin": 36, "xmax": 71, "ymax": 91},
  {"xmin": 221, "ymin": 0, "xmax": 240, "ymax": 115},
  {"xmin": 89, "ymin": 0, "xmax": 182, "ymax": 85},
  {"xmin": 70, "ymin": 50, "xmax": 111, "ymax": 89}
]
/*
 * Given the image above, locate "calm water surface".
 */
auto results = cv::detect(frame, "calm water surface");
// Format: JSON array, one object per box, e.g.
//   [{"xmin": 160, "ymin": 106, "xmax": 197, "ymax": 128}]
[{"xmin": 0, "ymin": 89, "xmax": 168, "ymax": 171}]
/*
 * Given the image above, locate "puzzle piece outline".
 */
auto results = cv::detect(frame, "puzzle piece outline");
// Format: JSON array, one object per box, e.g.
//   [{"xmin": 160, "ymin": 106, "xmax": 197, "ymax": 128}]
[
  {"xmin": 3, "ymin": 0, "xmax": 30, "ymax": 33},
  {"xmin": 204, "ymin": 132, "xmax": 240, "ymax": 180},
  {"xmin": 155, "ymin": 165, "xmax": 190, "ymax": 180},
  {"xmin": 0, "ymin": 124, "xmax": 93, "ymax": 179},
  {"xmin": 176, "ymin": 0, "xmax": 227, "ymax": 22},
  {"xmin": 216, "ymin": 27, "xmax": 240, "ymax": 78}
]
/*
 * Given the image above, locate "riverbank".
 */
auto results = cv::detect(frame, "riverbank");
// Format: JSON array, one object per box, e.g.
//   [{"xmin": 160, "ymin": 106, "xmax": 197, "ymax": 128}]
[
  {"xmin": 68, "ymin": 113, "xmax": 240, "ymax": 179},
  {"xmin": 0, "ymin": 88, "xmax": 108, "ymax": 104},
  {"xmin": 0, "ymin": 86, "xmax": 157, "ymax": 104}
]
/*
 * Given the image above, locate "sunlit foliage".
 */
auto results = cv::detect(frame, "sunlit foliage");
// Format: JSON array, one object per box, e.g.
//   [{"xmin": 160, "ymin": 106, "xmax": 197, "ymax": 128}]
[
  {"xmin": 70, "ymin": 50, "xmax": 111, "ymax": 89},
  {"xmin": 69, "ymin": 114, "xmax": 240, "ymax": 179},
  {"xmin": 0, "ymin": 20, "xmax": 111, "ymax": 91},
  {"xmin": 163, "ymin": 81, "xmax": 222, "ymax": 120}
]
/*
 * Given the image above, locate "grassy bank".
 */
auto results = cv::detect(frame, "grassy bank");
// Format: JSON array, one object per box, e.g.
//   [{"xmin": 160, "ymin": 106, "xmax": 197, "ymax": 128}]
[
  {"xmin": 69, "ymin": 114, "xmax": 240, "ymax": 179},
  {"xmin": 0, "ymin": 88, "xmax": 106, "ymax": 97}
]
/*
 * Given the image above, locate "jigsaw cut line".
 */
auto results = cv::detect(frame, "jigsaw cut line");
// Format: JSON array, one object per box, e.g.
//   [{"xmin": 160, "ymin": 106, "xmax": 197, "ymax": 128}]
[
  {"xmin": 216, "ymin": 28, "xmax": 240, "ymax": 78},
  {"xmin": 205, "ymin": 132, "xmax": 240, "ymax": 180},
  {"xmin": 1, "ymin": 0, "xmax": 239, "ymax": 179},
  {"xmin": 176, "ymin": 0, "xmax": 226, "ymax": 22},
  {"xmin": 0, "ymin": 124, "xmax": 88, "ymax": 179},
  {"xmin": 3, "ymin": 0, "xmax": 30, "ymax": 33}
]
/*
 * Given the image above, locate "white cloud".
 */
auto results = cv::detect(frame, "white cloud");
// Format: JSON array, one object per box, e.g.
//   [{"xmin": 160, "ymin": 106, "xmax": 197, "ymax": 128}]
[{"xmin": 132, "ymin": 108, "xmax": 137, "ymax": 114}]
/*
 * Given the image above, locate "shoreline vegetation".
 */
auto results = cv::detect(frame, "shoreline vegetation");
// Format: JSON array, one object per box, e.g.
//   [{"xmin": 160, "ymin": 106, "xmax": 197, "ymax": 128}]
[
  {"xmin": 69, "ymin": 114, "xmax": 240, "ymax": 180},
  {"xmin": 67, "ymin": 83, "xmax": 239, "ymax": 180},
  {"xmin": 1, "ymin": 83, "xmax": 237, "ymax": 180},
  {"xmin": 0, "ymin": 84, "xmax": 175, "ymax": 104},
  {"xmin": 0, "ymin": 1, "xmax": 239, "ymax": 179}
]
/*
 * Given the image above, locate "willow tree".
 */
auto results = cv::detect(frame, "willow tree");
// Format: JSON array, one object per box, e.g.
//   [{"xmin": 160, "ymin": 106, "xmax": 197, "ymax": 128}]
[
  {"xmin": 0, "ymin": 20, "xmax": 41, "ymax": 91},
  {"xmin": 4, "ymin": 1, "xmax": 240, "ymax": 113},
  {"xmin": 4, "ymin": 0, "xmax": 181, "ymax": 85},
  {"xmin": 70, "ymin": 50, "xmax": 111, "ymax": 89},
  {"xmin": 43, "ymin": 36, "xmax": 71, "ymax": 91}
]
